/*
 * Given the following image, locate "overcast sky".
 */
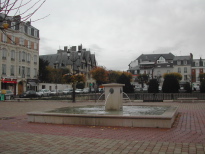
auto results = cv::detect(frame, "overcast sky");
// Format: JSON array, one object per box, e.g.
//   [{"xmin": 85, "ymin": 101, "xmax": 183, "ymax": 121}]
[{"xmin": 30, "ymin": 0, "xmax": 205, "ymax": 71}]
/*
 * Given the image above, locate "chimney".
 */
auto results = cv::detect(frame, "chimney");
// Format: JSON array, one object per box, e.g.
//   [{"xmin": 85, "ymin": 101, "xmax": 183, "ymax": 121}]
[
  {"xmin": 190, "ymin": 53, "xmax": 193, "ymax": 59},
  {"xmin": 78, "ymin": 44, "xmax": 82, "ymax": 51},
  {"xmin": 71, "ymin": 46, "xmax": 76, "ymax": 51},
  {"xmin": 64, "ymin": 46, "xmax": 68, "ymax": 52}
]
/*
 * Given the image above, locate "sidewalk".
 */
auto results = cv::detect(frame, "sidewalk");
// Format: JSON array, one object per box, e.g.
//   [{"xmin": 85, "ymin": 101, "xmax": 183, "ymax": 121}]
[{"xmin": 0, "ymin": 100, "xmax": 205, "ymax": 153}]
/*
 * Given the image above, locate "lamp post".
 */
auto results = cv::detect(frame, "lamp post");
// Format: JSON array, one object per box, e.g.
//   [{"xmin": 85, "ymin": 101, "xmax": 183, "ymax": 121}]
[{"xmin": 67, "ymin": 50, "xmax": 81, "ymax": 103}]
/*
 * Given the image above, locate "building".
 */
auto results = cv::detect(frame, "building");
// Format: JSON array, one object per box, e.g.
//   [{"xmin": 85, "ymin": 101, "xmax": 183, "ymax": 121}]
[
  {"xmin": 192, "ymin": 58, "xmax": 205, "ymax": 90},
  {"xmin": 128, "ymin": 53, "xmax": 175, "ymax": 87},
  {"xmin": 40, "ymin": 44, "xmax": 97, "ymax": 89},
  {"xmin": 0, "ymin": 14, "xmax": 40, "ymax": 95},
  {"xmin": 173, "ymin": 54, "xmax": 193, "ymax": 87},
  {"xmin": 128, "ymin": 52, "xmax": 205, "ymax": 91}
]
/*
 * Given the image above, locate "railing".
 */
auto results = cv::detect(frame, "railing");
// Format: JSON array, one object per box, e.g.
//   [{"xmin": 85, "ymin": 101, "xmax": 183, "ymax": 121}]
[
  {"xmin": 73, "ymin": 93, "xmax": 205, "ymax": 101},
  {"xmin": 126, "ymin": 93, "xmax": 205, "ymax": 101}
]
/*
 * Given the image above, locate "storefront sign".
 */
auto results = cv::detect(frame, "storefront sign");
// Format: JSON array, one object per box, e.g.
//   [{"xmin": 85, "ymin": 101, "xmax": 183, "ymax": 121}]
[{"xmin": 1, "ymin": 78, "xmax": 17, "ymax": 84}]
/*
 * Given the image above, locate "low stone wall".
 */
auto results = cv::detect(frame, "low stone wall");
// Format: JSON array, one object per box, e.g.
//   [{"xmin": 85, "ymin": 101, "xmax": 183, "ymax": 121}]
[{"xmin": 27, "ymin": 106, "xmax": 178, "ymax": 128}]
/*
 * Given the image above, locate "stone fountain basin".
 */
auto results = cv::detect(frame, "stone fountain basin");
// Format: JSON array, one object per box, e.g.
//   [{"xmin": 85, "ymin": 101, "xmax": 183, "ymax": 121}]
[{"xmin": 27, "ymin": 105, "xmax": 178, "ymax": 128}]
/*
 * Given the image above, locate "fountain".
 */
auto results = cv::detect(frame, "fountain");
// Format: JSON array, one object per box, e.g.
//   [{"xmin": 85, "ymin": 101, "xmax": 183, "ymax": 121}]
[{"xmin": 27, "ymin": 83, "xmax": 178, "ymax": 128}]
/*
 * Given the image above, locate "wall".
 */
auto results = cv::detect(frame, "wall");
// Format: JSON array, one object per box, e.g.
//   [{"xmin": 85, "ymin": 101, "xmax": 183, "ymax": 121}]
[{"xmin": 38, "ymin": 83, "xmax": 72, "ymax": 91}]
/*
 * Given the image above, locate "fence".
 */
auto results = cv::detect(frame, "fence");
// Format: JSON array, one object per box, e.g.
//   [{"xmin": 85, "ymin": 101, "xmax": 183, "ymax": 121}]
[{"xmin": 75, "ymin": 93, "xmax": 205, "ymax": 101}]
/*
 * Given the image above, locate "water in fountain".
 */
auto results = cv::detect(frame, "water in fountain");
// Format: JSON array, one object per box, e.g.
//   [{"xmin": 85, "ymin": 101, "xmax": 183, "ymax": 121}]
[
  {"xmin": 122, "ymin": 92, "xmax": 132, "ymax": 106},
  {"xmin": 104, "ymin": 92, "xmax": 111, "ymax": 107},
  {"xmin": 96, "ymin": 92, "xmax": 105, "ymax": 103}
]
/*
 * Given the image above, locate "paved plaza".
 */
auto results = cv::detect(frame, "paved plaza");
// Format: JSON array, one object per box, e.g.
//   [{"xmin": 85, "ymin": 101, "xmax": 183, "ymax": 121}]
[{"xmin": 0, "ymin": 100, "xmax": 205, "ymax": 154}]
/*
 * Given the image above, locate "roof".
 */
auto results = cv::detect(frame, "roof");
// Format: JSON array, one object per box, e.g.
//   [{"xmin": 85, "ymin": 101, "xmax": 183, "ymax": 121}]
[
  {"xmin": 40, "ymin": 46, "xmax": 96, "ymax": 70},
  {"xmin": 173, "ymin": 56, "xmax": 191, "ymax": 61},
  {"xmin": 137, "ymin": 53, "xmax": 175, "ymax": 62}
]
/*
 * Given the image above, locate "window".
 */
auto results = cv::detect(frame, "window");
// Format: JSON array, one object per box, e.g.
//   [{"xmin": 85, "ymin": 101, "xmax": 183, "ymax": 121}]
[
  {"xmin": 28, "ymin": 27, "xmax": 31, "ymax": 35},
  {"xmin": 31, "ymin": 28, "xmax": 34, "ymax": 36},
  {"xmin": 2, "ymin": 64, "xmax": 6, "ymax": 75},
  {"xmin": 178, "ymin": 67, "xmax": 181, "ymax": 73},
  {"xmin": 19, "ymin": 51, "xmax": 21, "ymax": 62},
  {"xmin": 184, "ymin": 67, "xmax": 187, "ymax": 73},
  {"xmin": 34, "ymin": 68, "xmax": 37, "ymax": 77},
  {"xmin": 19, "ymin": 66, "xmax": 21, "ymax": 75},
  {"xmin": 34, "ymin": 29, "xmax": 38, "ymax": 37},
  {"xmin": 34, "ymin": 43, "xmax": 37, "ymax": 50},
  {"xmin": 28, "ymin": 40, "xmax": 31, "ymax": 48},
  {"xmin": 184, "ymin": 61, "xmax": 187, "ymax": 65},
  {"xmin": 184, "ymin": 75, "xmax": 187, "ymax": 81},
  {"xmin": 11, "ymin": 36, "xmax": 15, "ymax": 44},
  {"xmin": 20, "ymin": 38, "xmax": 24, "ymax": 45},
  {"xmin": 195, "ymin": 62, "xmax": 199, "ymax": 66},
  {"xmin": 2, "ymin": 48, "xmax": 7, "ymax": 59},
  {"xmin": 22, "ymin": 51, "xmax": 25, "ymax": 61},
  {"xmin": 11, "ymin": 50, "xmax": 15, "ymax": 60},
  {"xmin": 20, "ymin": 25, "xmax": 24, "ymax": 32},
  {"xmin": 27, "ymin": 67, "xmax": 30, "ymax": 77},
  {"xmin": 34, "ymin": 55, "xmax": 37, "ymax": 64},
  {"xmin": 177, "ymin": 61, "xmax": 181, "ymax": 65},
  {"xmin": 10, "ymin": 65, "xmax": 14, "ymax": 76},
  {"xmin": 11, "ymin": 22, "xmax": 15, "ymax": 30},
  {"xmin": 22, "ymin": 66, "xmax": 25, "ymax": 78},
  {"xmin": 2, "ymin": 33, "xmax": 7, "ymax": 42},
  {"xmin": 27, "ymin": 53, "xmax": 30, "ymax": 62}
]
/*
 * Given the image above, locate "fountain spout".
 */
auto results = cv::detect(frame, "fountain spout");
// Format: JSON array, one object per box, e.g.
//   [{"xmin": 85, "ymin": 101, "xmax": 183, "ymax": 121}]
[{"xmin": 102, "ymin": 83, "xmax": 125, "ymax": 111}]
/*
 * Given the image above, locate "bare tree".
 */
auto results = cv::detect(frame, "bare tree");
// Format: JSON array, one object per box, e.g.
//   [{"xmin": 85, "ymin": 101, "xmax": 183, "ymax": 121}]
[{"xmin": 0, "ymin": 0, "xmax": 48, "ymax": 30}]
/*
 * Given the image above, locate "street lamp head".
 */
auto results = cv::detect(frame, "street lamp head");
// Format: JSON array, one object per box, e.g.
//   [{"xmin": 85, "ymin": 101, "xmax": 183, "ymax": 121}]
[
  {"xmin": 78, "ymin": 51, "xmax": 81, "ymax": 56},
  {"xmin": 67, "ymin": 51, "xmax": 71, "ymax": 57}
]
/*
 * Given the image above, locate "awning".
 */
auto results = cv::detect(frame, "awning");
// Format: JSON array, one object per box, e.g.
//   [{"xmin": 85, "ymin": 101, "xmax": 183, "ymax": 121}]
[
  {"xmin": 29, "ymin": 82, "xmax": 37, "ymax": 86},
  {"xmin": 1, "ymin": 80, "xmax": 17, "ymax": 84}
]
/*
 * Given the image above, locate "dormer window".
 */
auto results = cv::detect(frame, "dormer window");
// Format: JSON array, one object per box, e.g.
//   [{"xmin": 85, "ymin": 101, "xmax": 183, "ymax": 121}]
[
  {"xmin": 28, "ymin": 27, "xmax": 31, "ymax": 35},
  {"xmin": 184, "ymin": 61, "xmax": 187, "ymax": 65},
  {"xmin": 195, "ymin": 62, "xmax": 199, "ymax": 66},
  {"xmin": 157, "ymin": 56, "xmax": 165, "ymax": 63},
  {"xmin": 11, "ymin": 22, "xmax": 15, "ymax": 30},
  {"xmin": 177, "ymin": 61, "xmax": 181, "ymax": 65}
]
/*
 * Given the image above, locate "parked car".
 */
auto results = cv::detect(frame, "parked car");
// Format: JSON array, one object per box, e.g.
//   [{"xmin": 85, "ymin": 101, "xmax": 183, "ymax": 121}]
[
  {"xmin": 63, "ymin": 88, "xmax": 73, "ymax": 95},
  {"xmin": 83, "ymin": 88, "xmax": 90, "ymax": 93},
  {"xmin": 98, "ymin": 88, "xmax": 104, "ymax": 93},
  {"xmin": 75, "ymin": 89, "xmax": 83, "ymax": 94},
  {"xmin": 142, "ymin": 87, "xmax": 148, "ymax": 91},
  {"xmin": 50, "ymin": 89, "xmax": 63, "ymax": 96},
  {"xmin": 19, "ymin": 90, "xmax": 38, "ymax": 98},
  {"xmin": 36, "ymin": 89, "xmax": 51, "ymax": 97},
  {"xmin": 90, "ymin": 88, "xmax": 95, "ymax": 93},
  {"xmin": 0, "ymin": 89, "xmax": 14, "ymax": 99},
  {"xmin": 135, "ymin": 87, "xmax": 142, "ymax": 92},
  {"xmin": 159, "ymin": 86, "xmax": 162, "ymax": 91}
]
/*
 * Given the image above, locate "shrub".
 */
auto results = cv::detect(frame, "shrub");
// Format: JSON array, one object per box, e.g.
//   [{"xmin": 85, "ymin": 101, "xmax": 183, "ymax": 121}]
[
  {"xmin": 162, "ymin": 75, "xmax": 180, "ymax": 93},
  {"xmin": 148, "ymin": 79, "xmax": 159, "ymax": 93}
]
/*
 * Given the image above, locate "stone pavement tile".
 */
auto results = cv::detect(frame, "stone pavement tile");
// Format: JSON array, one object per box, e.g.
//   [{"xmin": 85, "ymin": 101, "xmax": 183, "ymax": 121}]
[{"xmin": 1, "ymin": 101, "xmax": 205, "ymax": 153}]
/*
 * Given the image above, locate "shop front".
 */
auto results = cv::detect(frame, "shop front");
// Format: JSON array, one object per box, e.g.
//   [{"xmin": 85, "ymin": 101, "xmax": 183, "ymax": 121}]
[
  {"xmin": 1, "ymin": 78, "xmax": 17, "ymax": 95},
  {"xmin": 27, "ymin": 79, "xmax": 38, "ymax": 91}
]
